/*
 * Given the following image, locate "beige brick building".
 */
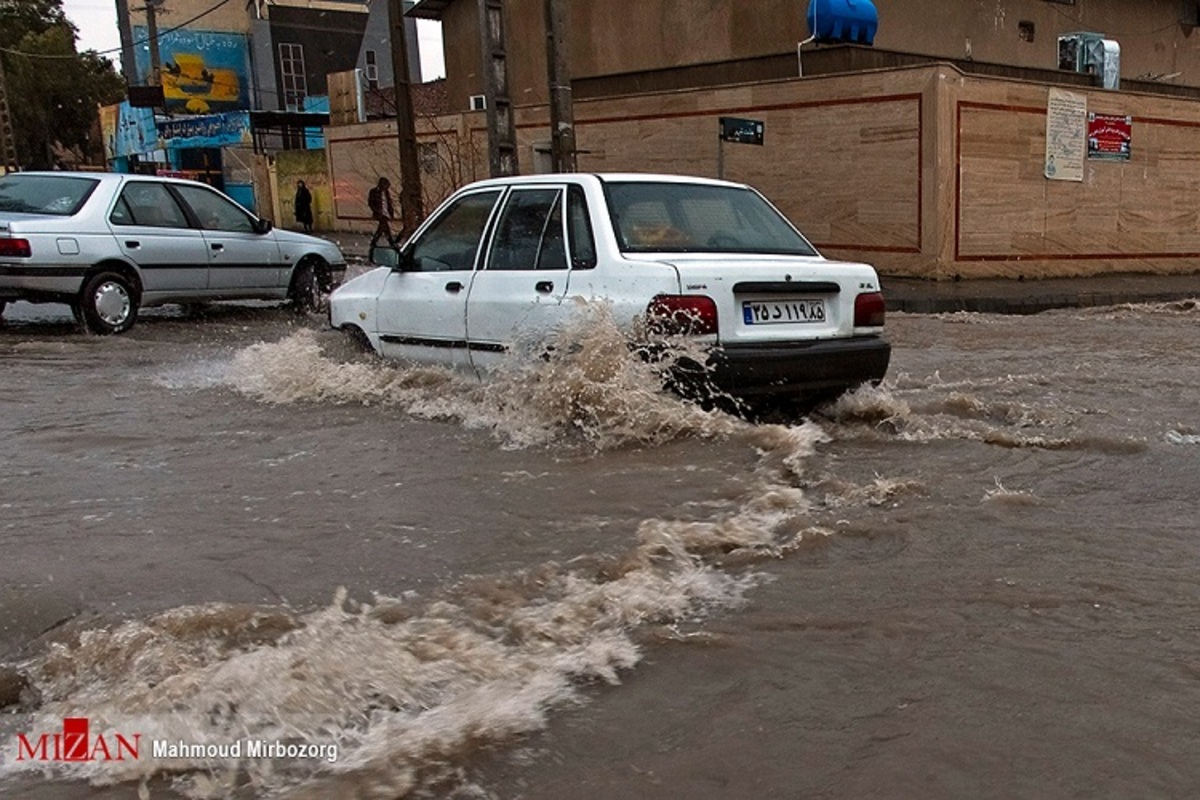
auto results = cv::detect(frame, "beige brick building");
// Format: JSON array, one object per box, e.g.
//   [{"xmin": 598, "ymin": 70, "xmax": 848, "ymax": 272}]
[
  {"xmin": 413, "ymin": 0, "xmax": 1200, "ymax": 111},
  {"xmin": 324, "ymin": 1, "xmax": 1200, "ymax": 280}
]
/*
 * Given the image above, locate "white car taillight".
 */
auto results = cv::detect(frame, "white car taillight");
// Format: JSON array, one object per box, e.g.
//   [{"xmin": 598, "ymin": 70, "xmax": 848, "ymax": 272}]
[
  {"xmin": 647, "ymin": 294, "xmax": 719, "ymax": 336},
  {"xmin": 854, "ymin": 291, "xmax": 886, "ymax": 327}
]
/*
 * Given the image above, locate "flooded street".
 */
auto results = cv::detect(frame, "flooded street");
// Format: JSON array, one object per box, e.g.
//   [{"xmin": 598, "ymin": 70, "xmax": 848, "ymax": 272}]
[{"xmin": 1, "ymin": 295, "xmax": 1198, "ymax": 799}]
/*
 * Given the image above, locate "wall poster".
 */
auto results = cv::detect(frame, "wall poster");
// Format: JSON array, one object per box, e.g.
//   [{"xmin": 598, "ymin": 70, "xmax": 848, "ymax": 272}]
[
  {"xmin": 1045, "ymin": 88, "xmax": 1087, "ymax": 182},
  {"xmin": 1087, "ymin": 113, "xmax": 1132, "ymax": 161}
]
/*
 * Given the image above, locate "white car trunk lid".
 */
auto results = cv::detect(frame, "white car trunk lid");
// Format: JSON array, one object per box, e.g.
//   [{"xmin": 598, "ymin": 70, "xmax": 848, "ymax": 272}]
[{"xmin": 657, "ymin": 255, "xmax": 880, "ymax": 344}]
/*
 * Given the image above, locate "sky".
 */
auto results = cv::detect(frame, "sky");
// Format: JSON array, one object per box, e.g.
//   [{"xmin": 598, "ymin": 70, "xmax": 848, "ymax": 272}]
[{"xmin": 59, "ymin": 0, "xmax": 446, "ymax": 80}]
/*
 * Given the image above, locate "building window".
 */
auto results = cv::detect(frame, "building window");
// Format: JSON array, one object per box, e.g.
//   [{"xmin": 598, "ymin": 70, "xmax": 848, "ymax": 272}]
[
  {"xmin": 279, "ymin": 43, "xmax": 308, "ymax": 111},
  {"xmin": 419, "ymin": 142, "xmax": 439, "ymax": 174},
  {"xmin": 365, "ymin": 50, "xmax": 379, "ymax": 90}
]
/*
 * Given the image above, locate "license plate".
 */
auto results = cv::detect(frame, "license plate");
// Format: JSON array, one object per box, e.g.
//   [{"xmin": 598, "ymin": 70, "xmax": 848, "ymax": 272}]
[{"xmin": 742, "ymin": 298, "xmax": 826, "ymax": 325}]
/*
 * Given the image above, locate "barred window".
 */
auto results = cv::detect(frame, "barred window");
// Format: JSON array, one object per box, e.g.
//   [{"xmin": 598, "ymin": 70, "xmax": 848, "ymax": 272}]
[{"xmin": 279, "ymin": 43, "xmax": 307, "ymax": 111}]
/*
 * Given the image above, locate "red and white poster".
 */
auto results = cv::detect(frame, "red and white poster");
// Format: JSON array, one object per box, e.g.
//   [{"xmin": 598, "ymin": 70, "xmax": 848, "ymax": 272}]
[{"xmin": 1087, "ymin": 113, "xmax": 1132, "ymax": 160}]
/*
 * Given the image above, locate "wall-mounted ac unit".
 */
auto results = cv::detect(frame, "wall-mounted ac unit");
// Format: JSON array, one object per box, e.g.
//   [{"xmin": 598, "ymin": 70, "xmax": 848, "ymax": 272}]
[
  {"xmin": 1058, "ymin": 31, "xmax": 1120, "ymax": 89},
  {"xmin": 469, "ymin": 94, "xmax": 487, "ymax": 111}
]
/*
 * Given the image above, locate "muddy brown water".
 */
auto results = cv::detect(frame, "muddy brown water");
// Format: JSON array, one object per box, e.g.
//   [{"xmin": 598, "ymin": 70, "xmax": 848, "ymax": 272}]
[{"xmin": 0, "ymin": 295, "xmax": 1198, "ymax": 799}]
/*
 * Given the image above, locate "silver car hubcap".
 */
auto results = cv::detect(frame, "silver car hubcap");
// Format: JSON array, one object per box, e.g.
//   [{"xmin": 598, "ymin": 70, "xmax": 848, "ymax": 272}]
[{"xmin": 94, "ymin": 282, "xmax": 131, "ymax": 326}]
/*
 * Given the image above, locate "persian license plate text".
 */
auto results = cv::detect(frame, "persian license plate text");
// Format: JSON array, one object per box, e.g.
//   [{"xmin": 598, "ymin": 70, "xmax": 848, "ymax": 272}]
[{"xmin": 743, "ymin": 299, "xmax": 826, "ymax": 325}]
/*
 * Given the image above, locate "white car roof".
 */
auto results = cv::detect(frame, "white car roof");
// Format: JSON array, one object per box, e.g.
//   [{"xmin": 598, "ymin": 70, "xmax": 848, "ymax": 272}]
[{"xmin": 463, "ymin": 172, "xmax": 747, "ymax": 191}]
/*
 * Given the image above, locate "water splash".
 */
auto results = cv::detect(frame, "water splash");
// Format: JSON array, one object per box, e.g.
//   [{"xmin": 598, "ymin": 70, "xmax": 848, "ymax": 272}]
[
  {"xmin": 224, "ymin": 306, "xmax": 747, "ymax": 452},
  {"xmin": 982, "ymin": 477, "xmax": 1039, "ymax": 505}
]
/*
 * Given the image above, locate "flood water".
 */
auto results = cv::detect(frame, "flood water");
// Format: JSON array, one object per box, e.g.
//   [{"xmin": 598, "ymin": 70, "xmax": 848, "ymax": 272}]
[{"xmin": 0, "ymin": 292, "xmax": 1198, "ymax": 799}]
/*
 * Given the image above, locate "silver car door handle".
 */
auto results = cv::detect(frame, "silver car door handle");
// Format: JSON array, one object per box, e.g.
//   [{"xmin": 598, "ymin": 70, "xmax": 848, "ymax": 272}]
[
  {"xmin": 125, "ymin": 241, "xmax": 141, "ymax": 249},
  {"xmin": 210, "ymin": 243, "xmax": 224, "ymax": 252},
  {"xmin": 445, "ymin": 281, "xmax": 463, "ymax": 293},
  {"xmin": 535, "ymin": 280, "xmax": 554, "ymax": 293}
]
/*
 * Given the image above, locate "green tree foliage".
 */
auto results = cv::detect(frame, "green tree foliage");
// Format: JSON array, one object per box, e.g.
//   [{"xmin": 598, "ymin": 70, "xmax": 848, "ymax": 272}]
[{"xmin": 1, "ymin": 0, "xmax": 126, "ymax": 168}]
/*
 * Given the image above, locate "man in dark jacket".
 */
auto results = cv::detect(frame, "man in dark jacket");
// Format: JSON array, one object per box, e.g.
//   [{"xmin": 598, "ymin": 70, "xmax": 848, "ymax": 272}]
[{"xmin": 368, "ymin": 177, "xmax": 399, "ymax": 249}]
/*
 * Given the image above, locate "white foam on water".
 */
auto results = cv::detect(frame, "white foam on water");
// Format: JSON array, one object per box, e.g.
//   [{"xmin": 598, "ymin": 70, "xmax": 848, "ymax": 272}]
[
  {"xmin": 982, "ymin": 477, "xmax": 1039, "ymax": 506},
  {"xmin": 816, "ymin": 475, "xmax": 928, "ymax": 510},
  {"xmin": 1165, "ymin": 429, "xmax": 1200, "ymax": 445},
  {"xmin": 821, "ymin": 382, "xmax": 1085, "ymax": 450},
  {"xmin": 1072, "ymin": 298, "xmax": 1200, "ymax": 319}
]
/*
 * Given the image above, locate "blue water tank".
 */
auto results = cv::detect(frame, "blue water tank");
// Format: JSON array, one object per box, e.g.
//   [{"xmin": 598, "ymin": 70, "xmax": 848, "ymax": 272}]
[{"xmin": 806, "ymin": 0, "xmax": 879, "ymax": 46}]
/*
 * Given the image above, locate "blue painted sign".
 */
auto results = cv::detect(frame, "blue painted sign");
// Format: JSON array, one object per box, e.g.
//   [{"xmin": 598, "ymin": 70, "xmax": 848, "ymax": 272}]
[
  {"xmin": 100, "ymin": 101, "xmax": 159, "ymax": 159},
  {"xmin": 133, "ymin": 28, "xmax": 251, "ymax": 113},
  {"xmin": 158, "ymin": 112, "xmax": 252, "ymax": 150}
]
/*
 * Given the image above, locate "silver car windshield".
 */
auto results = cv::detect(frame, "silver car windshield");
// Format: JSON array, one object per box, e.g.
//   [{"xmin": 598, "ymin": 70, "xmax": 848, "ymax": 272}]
[
  {"xmin": 0, "ymin": 175, "xmax": 100, "ymax": 216},
  {"xmin": 603, "ymin": 181, "xmax": 818, "ymax": 256}
]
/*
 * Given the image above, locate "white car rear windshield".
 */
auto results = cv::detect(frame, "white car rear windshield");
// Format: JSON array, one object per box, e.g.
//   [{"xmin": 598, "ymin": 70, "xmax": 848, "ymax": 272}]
[
  {"xmin": 603, "ymin": 181, "xmax": 818, "ymax": 256},
  {"xmin": 0, "ymin": 175, "xmax": 100, "ymax": 217}
]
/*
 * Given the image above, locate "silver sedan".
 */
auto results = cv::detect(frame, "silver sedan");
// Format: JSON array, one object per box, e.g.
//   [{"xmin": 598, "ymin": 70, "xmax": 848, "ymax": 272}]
[{"xmin": 0, "ymin": 171, "xmax": 346, "ymax": 334}]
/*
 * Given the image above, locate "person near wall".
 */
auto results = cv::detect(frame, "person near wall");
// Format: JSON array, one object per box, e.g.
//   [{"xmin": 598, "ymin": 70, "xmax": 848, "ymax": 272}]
[
  {"xmin": 368, "ymin": 176, "xmax": 401, "ymax": 250},
  {"xmin": 294, "ymin": 179, "xmax": 314, "ymax": 233}
]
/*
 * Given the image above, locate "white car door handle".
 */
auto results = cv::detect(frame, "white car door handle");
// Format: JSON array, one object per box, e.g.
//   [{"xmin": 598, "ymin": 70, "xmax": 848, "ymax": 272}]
[
  {"xmin": 445, "ymin": 281, "xmax": 463, "ymax": 293},
  {"xmin": 535, "ymin": 281, "xmax": 554, "ymax": 293},
  {"xmin": 210, "ymin": 243, "xmax": 224, "ymax": 252},
  {"xmin": 125, "ymin": 240, "xmax": 141, "ymax": 249}
]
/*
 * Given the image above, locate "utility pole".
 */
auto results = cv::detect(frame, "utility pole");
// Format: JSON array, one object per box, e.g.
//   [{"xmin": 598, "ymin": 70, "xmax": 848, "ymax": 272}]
[
  {"xmin": 0, "ymin": 60, "xmax": 19, "ymax": 170},
  {"xmin": 387, "ymin": 0, "xmax": 424, "ymax": 233},
  {"xmin": 479, "ymin": 0, "xmax": 518, "ymax": 176},
  {"xmin": 543, "ymin": 0, "xmax": 575, "ymax": 172},
  {"xmin": 145, "ymin": 0, "xmax": 164, "ymax": 87}
]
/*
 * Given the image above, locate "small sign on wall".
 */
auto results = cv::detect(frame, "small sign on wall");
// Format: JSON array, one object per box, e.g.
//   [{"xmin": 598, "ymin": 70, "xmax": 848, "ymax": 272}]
[
  {"xmin": 717, "ymin": 116, "xmax": 764, "ymax": 179},
  {"xmin": 719, "ymin": 117, "xmax": 765, "ymax": 145},
  {"xmin": 1087, "ymin": 113, "xmax": 1132, "ymax": 160}
]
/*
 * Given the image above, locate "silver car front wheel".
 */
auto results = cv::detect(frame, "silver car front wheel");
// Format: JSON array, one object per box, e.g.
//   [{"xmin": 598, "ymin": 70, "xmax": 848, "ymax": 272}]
[{"xmin": 288, "ymin": 259, "xmax": 322, "ymax": 314}]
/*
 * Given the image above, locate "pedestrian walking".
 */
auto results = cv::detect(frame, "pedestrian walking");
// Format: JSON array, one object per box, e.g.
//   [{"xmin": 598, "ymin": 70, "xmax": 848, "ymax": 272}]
[
  {"xmin": 294, "ymin": 179, "xmax": 314, "ymax": 233},
  {"xmin": 368, "ymin": 177, "xmax": 400, "ymax": 250}
]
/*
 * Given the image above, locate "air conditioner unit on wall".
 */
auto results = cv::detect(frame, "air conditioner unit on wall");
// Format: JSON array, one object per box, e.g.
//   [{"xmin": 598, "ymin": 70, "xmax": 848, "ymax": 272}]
[
  {"xmin": 469, "ymin": 94, "xmax": 487, "ymax": 111},
  {"xmin": 1058, "ymin": 32, "xmax": 1120, "ymax": 89}
]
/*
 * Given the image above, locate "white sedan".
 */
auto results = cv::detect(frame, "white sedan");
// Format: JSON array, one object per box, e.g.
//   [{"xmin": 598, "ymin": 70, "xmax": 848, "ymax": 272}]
[{"xmin": 329, "ymin": 173, "xmax": 890, "ymax": 407}]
